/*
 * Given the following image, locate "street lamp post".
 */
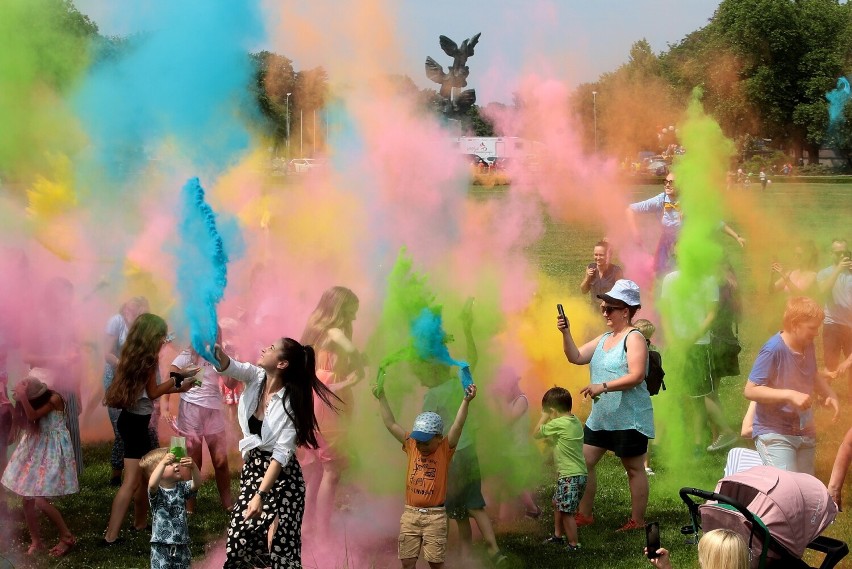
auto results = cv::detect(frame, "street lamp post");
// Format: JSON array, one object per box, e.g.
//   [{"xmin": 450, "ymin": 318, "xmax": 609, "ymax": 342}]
[
  {"xmin": 592, "ymin": 90, "xmax": 598, "ymax": 153},
  {"xmin": 285, "ymin": 92, "xmax": 292, "ymax": 158}
]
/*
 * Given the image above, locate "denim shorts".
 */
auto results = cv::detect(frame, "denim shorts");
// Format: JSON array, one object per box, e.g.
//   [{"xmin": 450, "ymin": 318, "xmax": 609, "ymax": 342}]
[{"xmin": 754, "ymin": 433, "xmax": 816, "ymax": 475}]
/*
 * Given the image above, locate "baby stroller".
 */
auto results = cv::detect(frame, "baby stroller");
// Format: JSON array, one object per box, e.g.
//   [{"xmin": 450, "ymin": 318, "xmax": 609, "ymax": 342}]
[{"xmin": 679, "ymin": 466, "xmax": 848, "ymax": 569}]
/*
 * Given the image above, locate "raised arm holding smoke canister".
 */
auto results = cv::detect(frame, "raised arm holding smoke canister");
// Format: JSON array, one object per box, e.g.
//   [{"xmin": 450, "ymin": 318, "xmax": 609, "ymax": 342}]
[{"xmin": 376, "ymin": 379, "xmax": 476, "ymax": 569}]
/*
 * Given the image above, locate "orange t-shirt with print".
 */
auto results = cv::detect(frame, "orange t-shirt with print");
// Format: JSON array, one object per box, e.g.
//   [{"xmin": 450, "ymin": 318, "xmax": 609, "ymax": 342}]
[{"xmin": 403, "ymin": 436, "xmax": 455, "ymax": 507}]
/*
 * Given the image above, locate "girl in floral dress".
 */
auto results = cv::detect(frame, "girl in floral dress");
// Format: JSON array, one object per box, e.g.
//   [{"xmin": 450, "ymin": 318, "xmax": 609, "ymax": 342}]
[{"xmin": 1, "ymin": 376, "xmax": 78, "ymax": 556}]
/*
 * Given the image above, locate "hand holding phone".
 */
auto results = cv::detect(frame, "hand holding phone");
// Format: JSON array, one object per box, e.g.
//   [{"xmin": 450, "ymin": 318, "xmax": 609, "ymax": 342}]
[
  {"xmin": 645, "ymin": 522, "xmax": 661, "ymax": 559},
  {"xmin": 557, "ymin": 304, "xmax": 568, "ymax": 331}
]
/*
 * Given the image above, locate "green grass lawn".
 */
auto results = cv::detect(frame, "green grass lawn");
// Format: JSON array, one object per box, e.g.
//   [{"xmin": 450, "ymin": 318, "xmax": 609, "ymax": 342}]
[{"xmin": 1, "ymin": 183, "xmax": 851, "ymax": 568}]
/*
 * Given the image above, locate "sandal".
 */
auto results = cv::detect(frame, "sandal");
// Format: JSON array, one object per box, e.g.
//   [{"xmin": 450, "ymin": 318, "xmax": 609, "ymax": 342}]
[
  {"xmin": 49, "ymin": 535, "xmax": 76, "ymax": 557},
  {"xmin": 26, "ymin": 542, "xmax": 45, "ymax": 555},
  {"xmin": 525, "ymin": 506, "xmax": 543, "ymax": 519}
]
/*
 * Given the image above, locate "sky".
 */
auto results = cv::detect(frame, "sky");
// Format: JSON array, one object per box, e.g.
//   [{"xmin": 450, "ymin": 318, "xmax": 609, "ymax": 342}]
[{"xmin": 74, "ymin": 0, "xmax": 721, "ymax": 104}]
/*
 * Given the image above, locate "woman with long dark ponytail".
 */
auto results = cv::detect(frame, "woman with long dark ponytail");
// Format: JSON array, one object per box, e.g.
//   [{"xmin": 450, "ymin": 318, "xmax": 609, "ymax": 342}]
[{"xmin": 214, "ymin": 337, "xmax": 340, "ymax": 568}]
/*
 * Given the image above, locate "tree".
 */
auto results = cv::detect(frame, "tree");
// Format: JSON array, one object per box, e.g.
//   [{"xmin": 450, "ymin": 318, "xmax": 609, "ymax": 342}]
[
  {"xmin": 249, "ymin": 51, "xmax": 296, "ymax": 155},
  {"xmin": 572, "ymin": 40, "xmax": 683, "ymax": 158},
  {"xmin": 706, "ymin": 0, "xmax": 851, "ymax": 162},
  {"xmin": 464, "ymin": 105, "xmax": 494, "ymax": 136}
]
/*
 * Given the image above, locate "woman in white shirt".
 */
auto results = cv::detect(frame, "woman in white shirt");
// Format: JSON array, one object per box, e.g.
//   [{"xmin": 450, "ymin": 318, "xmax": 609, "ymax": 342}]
[{"xmin": 214, "ymin": 337, "xmax": 340, "ymax": 569}]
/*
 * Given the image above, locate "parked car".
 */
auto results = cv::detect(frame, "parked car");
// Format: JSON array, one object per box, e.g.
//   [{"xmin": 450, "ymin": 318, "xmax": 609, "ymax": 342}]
[
  {"xmin": 287, "ymin": 158, "xmax": 321, "ymax": 174},
  {"xmin": 491, "ymin": 157, "xmax": 511, "ymax": 171},
  {"xmin": 463, "ymin": 154, "xmax": 490, "ymax": 171},
  {"xmin": 646, "ymin": 155, "xmax": 668, "ymax": 176}
]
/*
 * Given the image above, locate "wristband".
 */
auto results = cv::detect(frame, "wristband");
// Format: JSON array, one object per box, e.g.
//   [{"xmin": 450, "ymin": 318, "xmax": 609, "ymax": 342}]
[
  {"xmin": 258, "ymin": 489, "xmax": 270, "ymax": 503},
  {"xmin": 602, "ymin": 382, "xmax": 608, "ymax": 393},
  {"xmin": 170, "ymin": 371, "xmax": 184, "ymax": 389}
]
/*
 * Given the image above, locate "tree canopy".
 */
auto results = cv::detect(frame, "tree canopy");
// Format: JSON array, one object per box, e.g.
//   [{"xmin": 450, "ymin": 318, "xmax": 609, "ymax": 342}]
[{"xmin": 576, "ymin": 0, "xmax": 852, "ymax": 166}]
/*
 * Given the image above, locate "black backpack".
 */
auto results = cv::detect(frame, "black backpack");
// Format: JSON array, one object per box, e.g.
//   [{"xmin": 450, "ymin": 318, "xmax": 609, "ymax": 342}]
[{"xmin": 624, "ymin": 330, "xmax": 666, "ymax": 395}]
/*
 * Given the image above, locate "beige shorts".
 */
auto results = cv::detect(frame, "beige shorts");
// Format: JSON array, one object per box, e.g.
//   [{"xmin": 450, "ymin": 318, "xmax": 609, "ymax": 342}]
[{"xmin": 398, "ymin": 506, "xmax": 448, "ymax": 563}]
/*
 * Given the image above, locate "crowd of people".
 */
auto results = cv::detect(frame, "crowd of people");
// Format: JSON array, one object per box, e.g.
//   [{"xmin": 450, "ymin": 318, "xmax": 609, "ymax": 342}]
[{"xmin": 0, "ymin": 174, "xmax": 850, "ymax": 568}]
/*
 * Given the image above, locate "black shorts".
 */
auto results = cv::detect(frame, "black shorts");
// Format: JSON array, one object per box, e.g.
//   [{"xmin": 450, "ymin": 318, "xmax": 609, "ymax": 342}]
[
  {"xmin": 117, "ymin": 410, "xmax": 153, "ymax": 459},
  {"xmin": 446, "ymin": 445, "xmax": 486, "ymax": 519},
  {"xmin": 684, "ymin": 344, "xmax": 714, "ymax": 398},
  {"xmin": 583, "ymin": 426, "xmax": 648, "ymax": 458},
  {"xmin": 0, "ymin": 402, "xmax": 11, "ymax": 444}
]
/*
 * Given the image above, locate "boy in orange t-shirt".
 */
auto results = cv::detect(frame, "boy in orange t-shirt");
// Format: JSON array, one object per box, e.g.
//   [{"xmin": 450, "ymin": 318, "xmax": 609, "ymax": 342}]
[{"xmin": 377, "ymin": 384, "xmax": 476, "ymax": 569}]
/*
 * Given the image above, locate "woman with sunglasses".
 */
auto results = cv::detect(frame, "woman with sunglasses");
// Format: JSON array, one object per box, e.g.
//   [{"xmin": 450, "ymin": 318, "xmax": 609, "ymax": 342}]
[
  {"xmin": 627, "ymin": 174, "xmax": 745, "ymax": 275},
  {"xmin": 557, "ymin": 279, "xmax": 653, "ymax": 532}
]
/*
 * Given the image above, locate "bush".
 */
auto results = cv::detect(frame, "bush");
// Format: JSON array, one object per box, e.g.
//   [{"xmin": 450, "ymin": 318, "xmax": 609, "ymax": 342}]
[
  {"xmin": 797, "ymin": 163, "xmax": 837, "ymax": 175},
  {"xmin": 740, "ymin": 150, "xmax": 786, "ymax": 175}
]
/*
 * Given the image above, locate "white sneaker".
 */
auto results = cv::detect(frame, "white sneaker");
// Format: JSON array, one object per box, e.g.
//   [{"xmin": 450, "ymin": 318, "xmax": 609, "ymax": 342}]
[{"xmin": 707, "ymin": 433, "xmax": 738, "ymax": 452}]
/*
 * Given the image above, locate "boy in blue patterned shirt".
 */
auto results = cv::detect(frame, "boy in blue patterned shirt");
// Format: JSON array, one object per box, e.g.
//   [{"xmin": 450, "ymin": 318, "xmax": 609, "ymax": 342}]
[{"xmin": 140, "ymin": 447, "xmax": 200, "ymax": 569}]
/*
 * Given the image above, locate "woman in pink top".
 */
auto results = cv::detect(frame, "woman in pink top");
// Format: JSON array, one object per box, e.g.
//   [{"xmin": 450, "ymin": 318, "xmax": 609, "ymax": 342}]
[{"xmin": 299, "ymin": 287, "xmax": 365, "ymax": 538}]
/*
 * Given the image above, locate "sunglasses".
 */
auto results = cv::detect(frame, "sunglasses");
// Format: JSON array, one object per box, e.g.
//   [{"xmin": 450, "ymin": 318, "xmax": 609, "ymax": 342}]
[
  {"xmin": 664, "ymin": 179, "xmax": 675, "ymax": 185},
  {"xmin": 600, "ymin": 305, "xmax": 625, "ymax": 315},
  {"xmin": 163, "ymin": 332, "xmax": 176, "ymax": 344}
]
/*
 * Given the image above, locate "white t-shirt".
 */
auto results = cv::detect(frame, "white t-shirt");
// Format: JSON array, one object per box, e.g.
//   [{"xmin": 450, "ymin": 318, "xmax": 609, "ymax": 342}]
[
  {"xmin": 171, "ymin": 350, "xmax": 223, "ymax": 410},
  {"xmin": 104, "ymin": 314, "xmax": 129, "ymax": 373}
]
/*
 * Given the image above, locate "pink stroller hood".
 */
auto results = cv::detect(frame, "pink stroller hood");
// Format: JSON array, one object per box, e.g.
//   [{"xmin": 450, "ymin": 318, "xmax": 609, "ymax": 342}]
[{"xmin": 712, "ymin": 466, "xmax": 837, "ymax": 558}]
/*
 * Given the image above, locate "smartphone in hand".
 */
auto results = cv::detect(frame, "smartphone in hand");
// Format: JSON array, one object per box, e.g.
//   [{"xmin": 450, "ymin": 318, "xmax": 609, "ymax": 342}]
[
  {"xmin": 557, "ymin": 304, "xmax": 565, "ymax": 319},
  {"xmin": 645, "ymin": 522, "xmax": 661, "ymax": 559}
]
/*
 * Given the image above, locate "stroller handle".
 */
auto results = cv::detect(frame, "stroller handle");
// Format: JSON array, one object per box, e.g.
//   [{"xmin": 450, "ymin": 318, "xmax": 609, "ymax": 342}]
[{"xmin": 679, "ymin": 487, "xmax": 760, "ymax": 527}]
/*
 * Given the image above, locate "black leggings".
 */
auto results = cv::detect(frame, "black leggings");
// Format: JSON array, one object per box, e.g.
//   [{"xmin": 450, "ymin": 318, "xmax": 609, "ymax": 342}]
[{"xmin": 224, "ymin": 449, "xmax": 305, "ymax": 568}]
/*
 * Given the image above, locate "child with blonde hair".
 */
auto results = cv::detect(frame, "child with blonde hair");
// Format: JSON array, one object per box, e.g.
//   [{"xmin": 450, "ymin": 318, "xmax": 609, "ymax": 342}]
[
  {"xmin": 633, "ymin": 319, "xmax": 658, "ymax": 475},
  {"xmin": 141, "ymin": 447, "xmax": 200, "ymax": 569},
  {"xmin": 647, "ymin": 528, "xmax": 748, "ymax": 569}
]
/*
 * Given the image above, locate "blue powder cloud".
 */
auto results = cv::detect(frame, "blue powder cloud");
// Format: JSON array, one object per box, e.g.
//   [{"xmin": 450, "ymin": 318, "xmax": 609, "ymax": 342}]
[
  {"xmin": 827, "ymin": 76, "xmax": 850, "ymax": 127},
  {"xmin": 73, "ymin": 1, "xmax": 264, "ymax": 182},
  {"xmin": 174, "ymin": 177, "xmax": 241, "ymax": 364}
]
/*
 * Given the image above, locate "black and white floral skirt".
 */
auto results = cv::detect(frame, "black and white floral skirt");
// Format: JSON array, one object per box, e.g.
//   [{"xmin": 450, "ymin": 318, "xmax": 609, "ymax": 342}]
[{"xmin": 224, "ymin": 448, "xmax": 305, "ymax": 568}]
